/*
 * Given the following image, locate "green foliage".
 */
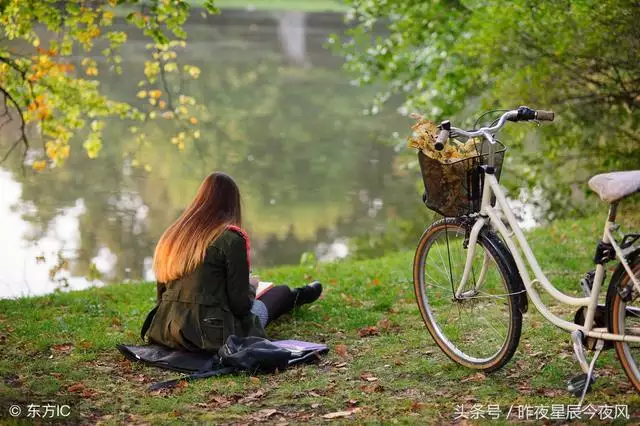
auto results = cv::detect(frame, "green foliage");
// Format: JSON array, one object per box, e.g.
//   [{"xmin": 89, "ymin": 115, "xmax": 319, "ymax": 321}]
[
  {"xmin": 0, "ymin": 0, "xmax": 218, "ymax": 169},
  {"xmin": 334, "ymin": 0, "xmax": 640, "ymax": 217}
]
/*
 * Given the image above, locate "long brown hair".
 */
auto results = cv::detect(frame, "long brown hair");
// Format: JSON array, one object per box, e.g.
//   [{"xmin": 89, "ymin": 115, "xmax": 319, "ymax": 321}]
[{"xmin": 153, "ymin": 172, "xmax": 242, "ymax": 283}]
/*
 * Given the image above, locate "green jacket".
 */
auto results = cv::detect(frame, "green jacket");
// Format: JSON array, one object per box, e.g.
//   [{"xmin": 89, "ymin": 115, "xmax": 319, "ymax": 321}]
[{"xmin": 146, "ymin": 228, "xmax": 265, "ymax": 352}]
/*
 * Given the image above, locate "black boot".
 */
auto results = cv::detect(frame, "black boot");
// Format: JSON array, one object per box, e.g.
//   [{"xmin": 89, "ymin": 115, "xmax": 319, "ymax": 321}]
[{"xmin": 292, "ymin": 281, "xmax": 322, "ymax": 307}]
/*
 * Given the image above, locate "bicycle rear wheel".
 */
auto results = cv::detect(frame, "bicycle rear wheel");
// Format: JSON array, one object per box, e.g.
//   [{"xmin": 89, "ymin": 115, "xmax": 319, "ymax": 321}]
[
  {"xmin": 413, "ymin": 218, "xmax": 523, "ymax": 371},
  {"xmin": 606, "ymin": 253, "xmax": 640, "ymax": 391}
]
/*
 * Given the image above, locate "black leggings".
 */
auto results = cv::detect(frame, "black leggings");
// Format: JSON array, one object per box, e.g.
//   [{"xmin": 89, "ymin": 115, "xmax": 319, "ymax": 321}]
[{"xmin": 253, "ymin": 285, "xmax": 296, "ymax": 327}]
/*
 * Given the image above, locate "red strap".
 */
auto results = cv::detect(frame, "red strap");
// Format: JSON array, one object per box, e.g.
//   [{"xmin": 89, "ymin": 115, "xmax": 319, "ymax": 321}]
[{"xmin": 226, "ymin": 225, "xmax": 251, "ymax": 269}]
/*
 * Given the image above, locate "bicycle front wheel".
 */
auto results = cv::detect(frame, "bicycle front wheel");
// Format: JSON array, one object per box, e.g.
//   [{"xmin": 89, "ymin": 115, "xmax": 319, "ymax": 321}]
[
  {"xmin": 606, "ymin": 254, "xmax": 640, "ymax": 391},
  {"xmin": 413, "ymin": 218, "xmax": 523, "ymax": 371}
]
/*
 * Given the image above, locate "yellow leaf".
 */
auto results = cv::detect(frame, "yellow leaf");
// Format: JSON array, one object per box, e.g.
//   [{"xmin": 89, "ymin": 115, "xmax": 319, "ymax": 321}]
[
  {"xmin": 193, "ymin": 130, "xmax": 201, "ymax": 139},
  {"xmin": 137, "ymin": 90, "xmax": 147, "ymax": 99},
  {"xmin": 144, "ymin": 164, "xmax": 152, "ymax": 172},
  {"xmin": 32, "ymin": 37, "xmax": 40, "ymax": 47},
  {"xmin": 188, "ymin": 66, "xmax": 201, "ymax": 78},
  {"xmin": 149, "ymin": 90, "xmax": 162, "ymax": 99},
  {"xmin": 32, "ymin": 160, "xmax": 47, "ymax": 171},
  {"xmin": 189, "ymin": 117, "xmax": 198, "ymax": 125}
]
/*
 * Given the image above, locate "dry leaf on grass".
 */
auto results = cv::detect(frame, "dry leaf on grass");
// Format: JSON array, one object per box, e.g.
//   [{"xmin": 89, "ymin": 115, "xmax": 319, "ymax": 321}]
[
  {"xmin": 238, "ymin": 389, "xmax": 265, "ymax": 404},
  {"xmin": 459, "ymin": 372, "xmax": 486, "ymax": 383},
  {"xmin": 252, "ymin": 409, "xmax": 279, "ymax": 420},
  {"xmin": 67, "ymin": 383, "xmax": 86, "ymax": 393},
  {"xmin": 322, "ymin": 408, "xmax": 360, "ymax": 419},
  {"xmin": 357, "ymin": 326, "xmax": 380, "ymax": 338},
  {"xmin": 360, "ymin": 372, "xmax": 379, "ymax": 382},
  {"xmin": 360, "ymin": 383, "xmax": 384, "ymax": 393},
  {"xmin": 52, "ymin": 343, "xmax": 74, "ymax": 354}
]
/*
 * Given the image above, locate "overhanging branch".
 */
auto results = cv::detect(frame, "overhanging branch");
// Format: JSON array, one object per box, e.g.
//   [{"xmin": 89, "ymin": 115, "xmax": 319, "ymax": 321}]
[{"xmin": 0, "ymin": 86, "xmax": 29, "ymax": 163}]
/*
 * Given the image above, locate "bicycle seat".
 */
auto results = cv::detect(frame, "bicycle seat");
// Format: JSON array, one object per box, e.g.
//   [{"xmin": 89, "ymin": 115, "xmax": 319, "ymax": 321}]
[{"xmin": 588, "ymin": 170, "xmax": 640, "ymax": 203}]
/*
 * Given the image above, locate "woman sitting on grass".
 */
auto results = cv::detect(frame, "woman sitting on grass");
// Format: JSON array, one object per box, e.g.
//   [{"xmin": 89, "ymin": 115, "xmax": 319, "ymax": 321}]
[{"xmin": 146, "ymin": 172, "xmax": 322, "ymax": 352}]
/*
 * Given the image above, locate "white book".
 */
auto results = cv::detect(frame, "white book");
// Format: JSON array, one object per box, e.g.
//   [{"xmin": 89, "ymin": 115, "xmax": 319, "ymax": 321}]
[{"xmin": 256, "ymin": 281, "xmax": 274, "ymax": 299}]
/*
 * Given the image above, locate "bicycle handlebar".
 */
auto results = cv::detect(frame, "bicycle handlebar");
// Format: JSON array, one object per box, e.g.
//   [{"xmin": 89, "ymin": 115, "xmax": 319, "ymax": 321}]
[
  {"xmin": 435, "ymin": 106, "xmax": 555, "ymax": 146},
  {"xmin": 536, "ymin": 110, "xmax": 554, "ymax": 121}
]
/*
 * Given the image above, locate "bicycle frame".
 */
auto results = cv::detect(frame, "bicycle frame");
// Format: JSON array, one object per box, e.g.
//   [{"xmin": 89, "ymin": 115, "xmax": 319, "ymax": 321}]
[{"xmin": 456, "ymin": 171, "xmax": 640, "ymax": 343}]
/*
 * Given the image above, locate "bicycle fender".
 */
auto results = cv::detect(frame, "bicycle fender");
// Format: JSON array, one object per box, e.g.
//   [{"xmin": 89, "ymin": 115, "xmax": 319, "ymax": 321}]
[{"xmin": 481, "ymin": 229, "xmax": 529, "ymax": 314}]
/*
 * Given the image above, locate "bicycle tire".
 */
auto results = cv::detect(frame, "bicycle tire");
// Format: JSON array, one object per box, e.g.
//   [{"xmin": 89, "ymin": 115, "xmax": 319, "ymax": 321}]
[
  {"xmin": 413, "ymin": 217, "xmax": 524, "ymax": 372},
  {"xmin": 606, "ymin": 251, "xmax": 640, "ymax": 392}
]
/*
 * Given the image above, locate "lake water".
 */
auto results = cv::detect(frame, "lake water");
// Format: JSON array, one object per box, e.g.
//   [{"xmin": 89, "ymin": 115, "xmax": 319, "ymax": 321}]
[
  {"xmin": 0, "ymin": 9, "xmax": 428, "ymax": 298},
  {"xmin": 0, "ymin": 9, "xmax": 541, "ymax": 299}
]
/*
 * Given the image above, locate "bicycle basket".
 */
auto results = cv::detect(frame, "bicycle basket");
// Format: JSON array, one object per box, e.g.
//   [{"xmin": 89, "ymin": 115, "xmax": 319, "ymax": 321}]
[{"xmin": 418, "ymin": 140, "xmax": 506, "ymax": 217}]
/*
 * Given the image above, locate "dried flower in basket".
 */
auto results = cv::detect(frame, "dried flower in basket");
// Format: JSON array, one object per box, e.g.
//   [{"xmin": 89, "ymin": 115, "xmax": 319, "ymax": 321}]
[{"xmin": 407, "ymin": 113, "xmax": 478, "ymax": 163}]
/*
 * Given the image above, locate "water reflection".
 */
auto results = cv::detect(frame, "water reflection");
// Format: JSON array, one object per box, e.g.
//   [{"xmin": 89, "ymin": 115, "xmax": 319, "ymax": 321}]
[{"xmin": 0, "ymin": 10, "xmax": 423, "ymax": 298}]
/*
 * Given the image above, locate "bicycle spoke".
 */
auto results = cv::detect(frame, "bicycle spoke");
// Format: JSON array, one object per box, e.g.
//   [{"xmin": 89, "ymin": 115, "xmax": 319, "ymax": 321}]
[{"xmin": 418, "ymin": 223, "xmax": 515, "ymax": 363}]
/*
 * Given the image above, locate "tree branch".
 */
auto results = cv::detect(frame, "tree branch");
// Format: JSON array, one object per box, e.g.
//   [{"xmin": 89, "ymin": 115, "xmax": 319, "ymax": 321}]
[
  {"xmin": 157, "ymin": 48, "xmax": 175, "ymax": 111},
  {"xmin": 0, "ymin": 86, "xmax": 29, "ymax": 163}
]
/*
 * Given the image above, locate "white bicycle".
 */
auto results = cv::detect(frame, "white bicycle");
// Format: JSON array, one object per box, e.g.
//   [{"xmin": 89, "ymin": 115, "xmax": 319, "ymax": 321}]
[{"xmin": 412, "ymin": 107, "xmax": 640, "ymax": 395}]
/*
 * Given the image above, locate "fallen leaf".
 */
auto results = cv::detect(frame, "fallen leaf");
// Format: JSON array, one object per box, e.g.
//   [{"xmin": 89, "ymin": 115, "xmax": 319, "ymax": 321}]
[
  {"xmin": 348, "ymin": 399, "xmax": 358, "ymax": 406},
  {"xmin": 311, "ymin": 403, "xmax": 321, "ymax": 409},
  {"xmin": 334, "ymin": 362, "xmax": 347, "ymax": 368},
  {"xmin": 208, "ymin": 395, "xmax": 233, "ymax": 407},
  {"xmin": 175, "ymin": 380, "xmax": 188, "ymax": 390},
  {"xmin": 410, "ymin": 401, "xmax": 425, "ymax": 412},
  {"xmin": 255, "ymin": 409, "xmax": 278, "ymax": 419},
  {"xmin": 460, "ymin": 372, "xmax": 486, "ymax": 383},
  {"xmin": 81, "ymin": 388, "xmax": 97, "ymax": 399},
  {"xmin": 322, "ymin": 408, "xmax": 360, "ymax": 419},
  {"xmin": 360, "ymin": 372, "xmax": 379, "ymax": 382},
  {"xmin": 309, "ymin": 391, "xmax": 321, "ymax": 397},
  {"xmin": 358, "ymin": 326, "xmax": 380, "ymax": 338},
  {"xmin": 195, "ymin": 403, "xmax": 208, "ymax": 408},
  {"xmin": 249, "ymin": 376, "xmax": 261, "ymax": 384},
  {"xmin": 67, "ymin": 383, "xmax": 86, "ymax": 393},
  {"xmin": 360, "ymin": 383, "xmax": 384, "ymax": 393},
  {"xmin": 238, "ymin": 389, "xmax": 265, "ymax": 403},
  {"xmin": 52, "ymin": 343, "xmax": 74, "ymax": 354},
  {"xmin": 335, "ymin": 344, "xmax": 348, "ymax": 358}
]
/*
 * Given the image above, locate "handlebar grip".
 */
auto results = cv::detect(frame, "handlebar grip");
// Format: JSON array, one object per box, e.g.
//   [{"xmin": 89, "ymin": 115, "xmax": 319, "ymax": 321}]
[
  {"xmin": 434, "ymin": 129, "xmax": 449, "ymax": 151},
  {"xmin": 536, "ymin": 110, "xmax": 555, "ymax": 121}
]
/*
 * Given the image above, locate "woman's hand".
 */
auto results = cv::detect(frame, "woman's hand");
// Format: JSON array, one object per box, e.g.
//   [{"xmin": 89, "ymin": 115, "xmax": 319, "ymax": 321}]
[{"xmin": 249, "ymin": 275, "xmax": 259, "ymax": 289}]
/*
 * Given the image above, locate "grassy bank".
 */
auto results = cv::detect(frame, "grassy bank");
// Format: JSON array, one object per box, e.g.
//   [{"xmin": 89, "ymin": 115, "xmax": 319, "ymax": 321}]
[{"xmin": 1, "ymin": 204, "xmax": 639, "ymax": 424}]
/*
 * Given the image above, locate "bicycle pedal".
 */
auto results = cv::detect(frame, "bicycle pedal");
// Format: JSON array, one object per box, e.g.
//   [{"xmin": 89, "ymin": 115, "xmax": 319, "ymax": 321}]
[{"xmin": 567, "ymin": 373, "xmax": 595, "ymax": 397}]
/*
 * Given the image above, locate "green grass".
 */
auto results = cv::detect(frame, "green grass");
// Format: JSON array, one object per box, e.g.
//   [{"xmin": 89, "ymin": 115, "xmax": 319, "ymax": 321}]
[{"xmin": 1, "ymin": 204, "xmax": 639, "ymax": 424}]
